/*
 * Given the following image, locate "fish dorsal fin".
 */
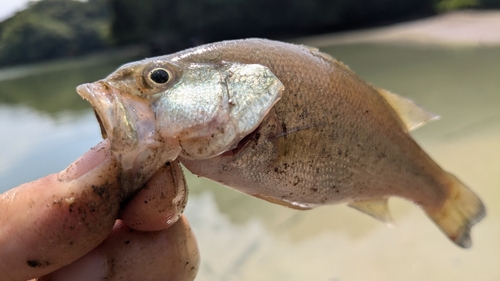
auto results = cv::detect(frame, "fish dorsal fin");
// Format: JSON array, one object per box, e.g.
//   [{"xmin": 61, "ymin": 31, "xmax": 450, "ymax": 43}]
[
  {"xmin": 303, "ymin": 45, "xmax": 340, "ymax": 64},
  {"xmin": 302, "ymin": 45, "xmax": 320, "ymax": 52},
  {"xmin": 348, "ymin": 198, "xmax": 395, "ymax": 227},
  {"xmin": 377, "ymin": 89, "xmax": 439, "ymax": 131}
]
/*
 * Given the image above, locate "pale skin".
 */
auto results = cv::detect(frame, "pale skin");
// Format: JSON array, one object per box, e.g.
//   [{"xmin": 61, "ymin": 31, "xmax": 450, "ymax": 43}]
[{"xmin": 0, "ymin": 140, "xmax": 199, "ymax": 281}]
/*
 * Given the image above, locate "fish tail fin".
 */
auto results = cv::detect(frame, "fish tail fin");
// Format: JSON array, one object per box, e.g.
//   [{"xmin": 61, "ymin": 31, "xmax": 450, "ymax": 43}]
[{"xmin": 425, "ymin": 173, "xmax": 486, "ymax": 248}]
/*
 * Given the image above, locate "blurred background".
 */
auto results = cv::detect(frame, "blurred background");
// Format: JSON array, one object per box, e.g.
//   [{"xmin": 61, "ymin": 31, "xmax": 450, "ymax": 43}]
[
  {"xmin": 0, "ymin": 0, "xmax": 499, "ymax": 280},
  {"xmin": 0, "ymin": 0, "xmax": 499, "ymax": 66}
]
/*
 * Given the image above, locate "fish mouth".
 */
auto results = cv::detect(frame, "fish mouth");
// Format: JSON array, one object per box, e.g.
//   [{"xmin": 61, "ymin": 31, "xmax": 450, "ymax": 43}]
[
  {"xmin": 94, "ymin": 109, "xmax": 108, "ymax": 139},
  {"xmin": 76, "ymin": 81, "xmax": 146, "ymax": 171},
  {"xmin": 76, "ymin": 81, "xmax": 182, "ymax": 190},
  {"xmin": 77, "ymin": 82, "xmax": 116, "ymax": 142}
]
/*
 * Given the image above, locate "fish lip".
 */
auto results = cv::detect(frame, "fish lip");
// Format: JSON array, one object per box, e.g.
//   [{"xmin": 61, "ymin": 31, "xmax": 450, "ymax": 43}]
[
  {"xmin": 76, "ymin": 82, "xmax": 116, "ymax": 141},
  {"xmin": 76, "ymin": 80, "xmax": 183, "ymax": 193}
]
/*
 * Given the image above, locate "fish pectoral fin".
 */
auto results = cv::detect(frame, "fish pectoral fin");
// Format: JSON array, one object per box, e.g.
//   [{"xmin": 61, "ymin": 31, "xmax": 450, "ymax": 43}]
[
  {"xmin": 377, "ymin": 89, "xmax": 440, "ymax": 131},
  {"xmin": 348, "ymin": 198, "xmax": 395, "ymax": 227}
]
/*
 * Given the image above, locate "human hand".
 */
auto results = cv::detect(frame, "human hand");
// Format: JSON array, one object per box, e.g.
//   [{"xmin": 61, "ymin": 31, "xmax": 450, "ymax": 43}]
[{"xmin": 0, "ymin": 140, "xmax": 199, "ymax": 281}]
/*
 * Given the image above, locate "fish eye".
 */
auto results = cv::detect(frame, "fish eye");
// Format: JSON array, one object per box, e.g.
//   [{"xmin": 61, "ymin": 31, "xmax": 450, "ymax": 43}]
[{"xmin": 149, "ymin": 68, "xmax": 170, "ymax": 84}]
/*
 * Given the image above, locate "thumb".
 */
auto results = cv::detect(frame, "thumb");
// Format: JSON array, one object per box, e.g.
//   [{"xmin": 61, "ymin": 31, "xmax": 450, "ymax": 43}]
[{"xmin": 0, "ymin": 140, "xmax": 122, "ymax": 281}]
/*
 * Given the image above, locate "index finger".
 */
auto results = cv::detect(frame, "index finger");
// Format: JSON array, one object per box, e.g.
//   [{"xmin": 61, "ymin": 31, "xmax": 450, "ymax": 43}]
[{"xmin": 0, "ymin": 140, "xmax": 122, "ymax": 281}]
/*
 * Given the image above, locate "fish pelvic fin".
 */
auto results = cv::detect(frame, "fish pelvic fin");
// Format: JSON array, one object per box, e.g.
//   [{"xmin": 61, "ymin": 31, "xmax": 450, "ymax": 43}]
[
  {"xmin": 377, "ymin": 89, "xmax": 440, "ymax": 131},
  {"xmin": 426, "ymin": 173, "xmax": 486, "ymax": 248},
  {"xmin": 348, "ymin": 198, "xmax": 395, "ymax": 228},
  {"xmin": 250, "ymin": 193, "xmax": 312, "ymax": 210}
]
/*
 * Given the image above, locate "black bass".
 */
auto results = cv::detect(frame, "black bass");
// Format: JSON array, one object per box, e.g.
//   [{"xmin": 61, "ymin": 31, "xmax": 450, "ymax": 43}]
[{"xmin": 77, "ymin": 38, "xmax": 485, "ymax": 248}]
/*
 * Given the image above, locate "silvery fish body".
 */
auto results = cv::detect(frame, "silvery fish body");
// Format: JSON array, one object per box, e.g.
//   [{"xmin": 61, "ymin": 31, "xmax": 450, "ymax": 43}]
[{"xmin": 78, "ymin": 39, "xmax": 485, "ymax": 248}]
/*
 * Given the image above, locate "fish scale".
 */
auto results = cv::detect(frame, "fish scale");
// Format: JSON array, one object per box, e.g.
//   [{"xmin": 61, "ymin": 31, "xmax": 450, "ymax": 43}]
[
  {"xmin": 78, "ymin": 38, "xmax": 485, "ymax": 248},
  {"xmin": 181, "ymin": 40, "xmax": 417, "ymax": 200},
  {"xmin": 175, "ymin": 39, "xmax": 484, "ymax": 247}
]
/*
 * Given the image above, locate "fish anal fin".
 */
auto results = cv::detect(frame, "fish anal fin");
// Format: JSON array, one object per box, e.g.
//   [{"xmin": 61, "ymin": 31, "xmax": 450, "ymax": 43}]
[
  {"xmin": 348, "ymin": 198, "xmax": 395, "ymax": 227},
  {"xmin": 425, "ymin": 173, "xmax": 486, "ymax": 248},
  {"xmin": 377, "ymin": 89, "xmax": 440, "ymax": 131}
]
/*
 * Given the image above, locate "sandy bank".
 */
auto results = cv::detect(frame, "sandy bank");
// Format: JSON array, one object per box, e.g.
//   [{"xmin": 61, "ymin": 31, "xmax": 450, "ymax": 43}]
[{"xmin": 295, "ymin": 10, "xmax": 500, "ymax": 47}]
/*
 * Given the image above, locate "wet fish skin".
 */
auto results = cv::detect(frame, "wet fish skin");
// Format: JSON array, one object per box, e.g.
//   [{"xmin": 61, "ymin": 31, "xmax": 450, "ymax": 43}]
[
  {"xmin": 78, "ymin": 38, "xmax": 485, "ymax": 248},
  {"xmin": 175, "ymin": 39, "xmax": 485, "ymax": 248},
  {"xmin": 177, "ymin": 40, "xmax": 433, "ymax": 205}
]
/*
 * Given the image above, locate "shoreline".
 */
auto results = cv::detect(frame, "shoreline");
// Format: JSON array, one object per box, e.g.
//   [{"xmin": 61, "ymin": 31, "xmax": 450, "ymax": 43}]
[{"xmin": 293, "ymin": 10, "xmax": 500, "ymax": 47}]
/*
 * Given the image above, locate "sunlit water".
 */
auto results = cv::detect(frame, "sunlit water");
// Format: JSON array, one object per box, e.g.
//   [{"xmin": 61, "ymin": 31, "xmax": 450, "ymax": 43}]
[{"xmin": 0, "ymin": 44, "xmax": 498, "ymax": 281}]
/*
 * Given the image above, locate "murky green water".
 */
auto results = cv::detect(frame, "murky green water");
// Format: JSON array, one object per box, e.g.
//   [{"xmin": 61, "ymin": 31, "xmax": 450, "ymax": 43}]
[{"xmin": 1, "ymin": 44, "xmax": 499, "ymax": 280}]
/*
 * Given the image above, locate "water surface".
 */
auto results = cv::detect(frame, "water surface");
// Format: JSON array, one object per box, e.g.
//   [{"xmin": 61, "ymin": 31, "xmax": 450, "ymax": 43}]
[{"xmin": 0, "ymin": 44, "xmax": 498, "ymax": 281}]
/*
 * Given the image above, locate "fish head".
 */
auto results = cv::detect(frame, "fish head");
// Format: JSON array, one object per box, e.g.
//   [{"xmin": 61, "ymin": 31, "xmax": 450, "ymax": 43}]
[
  {"xmin": 76, "ymin": 59, "xmax": 182, "ymax": 189},
  {"xmin": 77, "ymin": 56, "xmax": 283, "ymax": 189}
]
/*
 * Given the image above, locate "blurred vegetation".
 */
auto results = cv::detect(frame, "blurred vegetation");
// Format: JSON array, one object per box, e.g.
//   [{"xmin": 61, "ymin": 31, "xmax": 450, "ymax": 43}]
[
  {"xmin": 0, "ymin": 0, "xmax": 110, "ymax": 66},
  {"xmin": 436, "ymin": 0, "xmax": 500, "ymax": 11},
  {"xmin": 109, "ymin": 0, "xmax": 436, "ymax": 54},
  {"xmin": 0, "ymin": 0, "xmax": 499, "ymax": 67}
]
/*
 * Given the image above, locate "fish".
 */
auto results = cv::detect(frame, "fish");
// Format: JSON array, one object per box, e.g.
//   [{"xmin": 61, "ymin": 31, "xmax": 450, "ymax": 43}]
[{"xmin": 77, "ymin": 38, "xmax": 485, "ymax": 248}]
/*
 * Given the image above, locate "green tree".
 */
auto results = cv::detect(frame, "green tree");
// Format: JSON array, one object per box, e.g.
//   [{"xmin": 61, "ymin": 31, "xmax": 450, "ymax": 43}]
[
  {"xmin": 110, "ymin": 0, "xmax": 436, "ymax": 54},
  {"xmin": 0, "ymin": 13, "xmax": 74, "ymax": 64},
  {"xmin": 436, "ymin": 0, "xmax": 500, "ymax": 10},
  {"xmin": 0, "ymin": 0, "xmax": 110, "ymax": 66}
]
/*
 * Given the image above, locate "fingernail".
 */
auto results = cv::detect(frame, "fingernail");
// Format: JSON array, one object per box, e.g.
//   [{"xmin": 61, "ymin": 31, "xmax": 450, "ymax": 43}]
[
  {"xmin": 40, "ymin": 250, "xmax": 107, "ymax": 281},
  {"xmin": 58, "ymin": 140, "xmax": 110, "ymax": 182}
]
